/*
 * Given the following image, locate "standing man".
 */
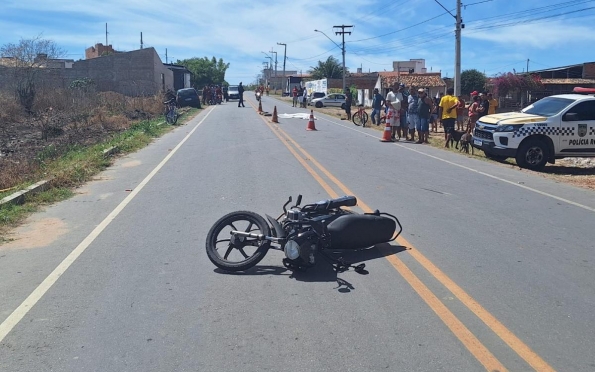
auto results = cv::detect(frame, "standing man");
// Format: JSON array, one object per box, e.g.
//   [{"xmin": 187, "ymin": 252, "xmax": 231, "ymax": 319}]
[
  {"xmin": 477, "ymin": 93, "xmax": 490, "ymax": 120},
  {"xmin": 292, "ymin": 86, "xmax": 298, "ymax": 107},
  {"xmin": 370, "ymin": 88, "xmax": 384, "ymax": 126},
  {"xmin": 385, "ymin": 87, "xmax": 400, "ymax": 140},
  {"xmin": 395, "ymin": 83, "xmax": 408, "ymax": 140},
  {"xmin": 238, "ymin": 82, "xmax": 245, "ymax": 107},
  {"xmin": 407, "ymin": 87, "xmax": 420, "ymax": 142},
  {"xmin": 344, "ymin": 88, "xmax": 353, "ymax": 121},
  {"xmin": 416, "ymin": 88, "xmax": 433, "ymax": 144},
  {"xmin": 487, "ymin": 93, "xmax": 498, "ymax": 115},
  {"xmin": 439, "ymin": 88, "xmax": 459, "ymax": 148},
  {"xmin": 302, "ymin": 87, "xmax": 308, "ymax": 108}
]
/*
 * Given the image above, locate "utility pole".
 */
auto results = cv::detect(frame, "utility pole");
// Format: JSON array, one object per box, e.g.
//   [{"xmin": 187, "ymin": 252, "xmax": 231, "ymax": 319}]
[
  {"xmin": 140, "ymin": 32, "xmax": 143, "ymax": 49},
  {"xmin": 527, "ymin": 58, "xmax": 530, "ymax": 73},
  {"xmin": 277, "ymin": 42, "xmax": 287, "ymax": 93},
  {"xmin": 334, "ymin": 25, "xmax": 353, "ymax": 92},
  {"xmin": 165, "ymin": 48, "xmax": 168, "ymax": 64},
  {"xmin": 105, "ymin": 23, "xmax": 108, "ymax": 45},
  {"xmin": 454, "ymin": 0, "xmax": 462, "ymax": 96},
  {"xmin": 269, "ymin": 50, "xmax": 278, "ymax": 76}
]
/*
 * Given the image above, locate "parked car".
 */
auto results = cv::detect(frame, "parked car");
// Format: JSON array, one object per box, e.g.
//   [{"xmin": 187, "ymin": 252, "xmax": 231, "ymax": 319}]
[
  {"xmin": 307, "ymin": 92, "xmax": 326, "ymax": 106},
  {"xmin": 310, "ymin": 93, "xmax": 347, "ymax": 109},
  {"xmin": 176, "ymin": 88, "xmax": 201, "ymax": 108},
  {"xmin": 228, "ymin": 85, "xmax": 240, "ymax": 101}
]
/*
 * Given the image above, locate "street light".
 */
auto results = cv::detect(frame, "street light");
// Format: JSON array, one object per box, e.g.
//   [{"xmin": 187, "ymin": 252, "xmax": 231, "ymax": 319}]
[{"xmin": 314, "ymin": 29, "xmax": 346, "ymax": 92}]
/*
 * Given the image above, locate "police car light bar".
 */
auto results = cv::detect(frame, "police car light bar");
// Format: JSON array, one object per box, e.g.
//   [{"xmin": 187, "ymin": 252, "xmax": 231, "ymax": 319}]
[{"xmin": 572, "ymin": 87, "xmax": 595, "ymax": 94}]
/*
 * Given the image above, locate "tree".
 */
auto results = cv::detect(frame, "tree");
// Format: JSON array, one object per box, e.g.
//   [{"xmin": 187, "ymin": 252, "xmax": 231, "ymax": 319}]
[
  {"xmin": 308, "ymin": 56, "xmax": 346, "ymax": 80},
  {"xmin": 461, "ymin": 69, "xmax": 487, "ymax": 96},
  {"xmin": 177, "ymin": 57, "xmax": 230, "ymax": 88},
  {"xmin": 0, "ymin": 36, "xmax": 66, "ymax": 112}
]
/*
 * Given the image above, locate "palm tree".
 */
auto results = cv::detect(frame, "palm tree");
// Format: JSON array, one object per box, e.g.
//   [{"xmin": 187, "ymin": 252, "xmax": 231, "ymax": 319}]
[{"xmin": 308, "ymin": 56, "xmax": 346, "ymax": 80}]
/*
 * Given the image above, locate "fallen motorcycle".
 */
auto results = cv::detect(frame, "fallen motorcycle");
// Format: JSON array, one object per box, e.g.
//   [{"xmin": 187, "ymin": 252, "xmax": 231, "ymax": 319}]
[{"xmin": 205, "ymin": 195, "xmax": 402, "ymax": 273}]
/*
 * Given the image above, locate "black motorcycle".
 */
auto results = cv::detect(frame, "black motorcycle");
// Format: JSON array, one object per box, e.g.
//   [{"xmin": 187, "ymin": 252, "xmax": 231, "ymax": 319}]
[{"xmin": 205, "ymin": 195, "xmax": 402, "ymax": 273}]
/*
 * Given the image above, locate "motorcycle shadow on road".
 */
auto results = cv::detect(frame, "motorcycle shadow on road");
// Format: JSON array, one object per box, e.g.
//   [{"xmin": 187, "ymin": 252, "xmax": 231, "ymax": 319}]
[{"xmin": 215, "ymin": 243, "xmax": 406, "ymax": 293}]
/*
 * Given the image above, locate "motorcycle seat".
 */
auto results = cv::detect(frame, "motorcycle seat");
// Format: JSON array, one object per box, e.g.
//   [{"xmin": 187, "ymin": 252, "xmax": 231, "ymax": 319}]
[{"xmin": 313, "ymin": 196, "xmax": 357, "ymax": 211}]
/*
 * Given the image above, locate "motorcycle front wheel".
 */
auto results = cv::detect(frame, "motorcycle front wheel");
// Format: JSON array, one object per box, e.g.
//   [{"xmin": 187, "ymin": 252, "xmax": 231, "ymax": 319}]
[{"xmin": 205, "ymin": 211, "xmax": 271, "ymax": 272}]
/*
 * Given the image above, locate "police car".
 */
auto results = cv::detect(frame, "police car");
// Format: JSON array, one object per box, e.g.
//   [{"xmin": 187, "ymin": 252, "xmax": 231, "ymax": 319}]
[{"xmin": 472, "ymin": 87, "xmax": 595, "ymax": 170}]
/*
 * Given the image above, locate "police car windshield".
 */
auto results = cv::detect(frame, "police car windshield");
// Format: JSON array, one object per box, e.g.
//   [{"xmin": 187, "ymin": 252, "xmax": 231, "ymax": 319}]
[{"xmin": 521, "ymin": 97, "xmax": 574, "ymax": 117}]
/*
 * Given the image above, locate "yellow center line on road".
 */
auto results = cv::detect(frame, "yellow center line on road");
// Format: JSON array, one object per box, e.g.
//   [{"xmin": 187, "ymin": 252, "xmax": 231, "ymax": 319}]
[
  {"xmin": 253, "ymin": 99, "xmax": 554, "ymax": 371},
  {"xmin": 251, "ymin": 102, "xmax": 506, "ymax": 372}
]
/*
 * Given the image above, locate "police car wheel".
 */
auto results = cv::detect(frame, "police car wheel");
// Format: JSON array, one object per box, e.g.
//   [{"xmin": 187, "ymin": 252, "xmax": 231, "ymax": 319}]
[{"xmin": 516, "ymin": 139, "xmax": 547, "ymax": 171}]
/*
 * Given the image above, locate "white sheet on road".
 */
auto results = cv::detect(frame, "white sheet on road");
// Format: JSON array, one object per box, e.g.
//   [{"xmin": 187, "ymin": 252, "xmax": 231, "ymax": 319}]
[{"xmin": 278, "ymin": 113, "xmax": 316, "ymax": 120}]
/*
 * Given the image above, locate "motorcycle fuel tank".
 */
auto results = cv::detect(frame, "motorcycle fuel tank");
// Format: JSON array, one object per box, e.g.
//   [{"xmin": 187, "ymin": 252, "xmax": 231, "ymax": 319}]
[{"xmin": 326, "ymin": 214, "xmax": 396, "ymax": 250}]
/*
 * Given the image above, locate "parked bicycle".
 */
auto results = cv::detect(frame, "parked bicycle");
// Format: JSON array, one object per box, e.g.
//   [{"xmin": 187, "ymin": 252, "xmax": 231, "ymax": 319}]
[
  {"xmin": 352, "ymin": 105, "xmax": 369, "ymax": 127},
  {"xmin": 163, "ymin": 98, "xmax": 178, "ymax": 125}
]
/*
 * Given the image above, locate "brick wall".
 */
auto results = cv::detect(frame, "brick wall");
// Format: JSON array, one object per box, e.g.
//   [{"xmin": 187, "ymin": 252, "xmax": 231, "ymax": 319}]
[
  {"xmin": 0, "ymin": 47, "xmax": 174, "ymax": 97},
  {"xmin": 85, "ymin": 43, "xmax": 117, "ymax": 59}
]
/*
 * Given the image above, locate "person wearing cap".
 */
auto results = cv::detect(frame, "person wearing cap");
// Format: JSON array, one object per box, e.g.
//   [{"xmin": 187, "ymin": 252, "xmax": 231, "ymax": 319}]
[
  {"xmin": 416, "ymin": 88, "xmax": 432, "ymax": 144},
  {"xmin": 477, "ymin": 93, "xmax": 490, "ymax": 120},
  {"xmin": 439, "ymin": 88, "xmax": 459, "ymax": 147},
  {"xmin": 370, "ymin": 88, "xmax": 385, "ymax": 125}
]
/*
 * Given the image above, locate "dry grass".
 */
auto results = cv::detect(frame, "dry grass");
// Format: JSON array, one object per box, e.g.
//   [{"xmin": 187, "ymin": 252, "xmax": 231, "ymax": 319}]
[{"xmin": 0, "ymin": 88, "xmax": 167, "ymax": 189}]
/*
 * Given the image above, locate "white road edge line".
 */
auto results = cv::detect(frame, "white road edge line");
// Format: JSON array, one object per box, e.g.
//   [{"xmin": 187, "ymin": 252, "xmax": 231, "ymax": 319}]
[
  {"xmin": 0, "ymin": 108, "xmax": 214, "ymax": 343},
  {"xmin": 317, "ymin": 114, "xmax": 595, "ymax": 213}
]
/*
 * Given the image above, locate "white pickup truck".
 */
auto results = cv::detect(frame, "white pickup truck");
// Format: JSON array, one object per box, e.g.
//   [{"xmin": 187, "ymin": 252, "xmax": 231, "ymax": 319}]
[{"xmin": 472, "ymin": 88, "xmax": 595, "ymax": 170}]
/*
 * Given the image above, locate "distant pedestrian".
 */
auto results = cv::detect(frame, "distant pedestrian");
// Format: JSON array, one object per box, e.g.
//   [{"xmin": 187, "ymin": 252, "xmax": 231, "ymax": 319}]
[
  {"xmin": 370, "ymin": 88, "xmax": 385, "ymax": 125},
  {"xmin": 344, "ymin": 88, "xmax": 353, "ymax": 120},
  {"xmin": 416, "ymin": 88, "xmax": 433, "ymax": 144},
  {"xmin": 292, "ymin": 86, "xmax": 298, "ymax": 107},
  {"xmin": 302, "ymin": 88, "xmax": 308, "ymax": 108},
  {"xmin": 385, "ymin": 87, "xmax": 400, "ymax": 140},
  {"xmin": 439, "ymin": 88, "xmax": 458, "ymax": 147},
  {"xmin": 468, "ymin": 95, "xmax": 480, "ymax": 131},
  {"xmin": 407, "ymin": 87, "xmax": 420, "ymax": 142},
  {"xmin": 487, "ymin": 93, "xmax": 498, "ymax": 115},
  {"xmin": 477, "ymin": 93, "xmax": 489, "ymax": 120},
  {"xmin": 238, "ymin": 82, "xmax": 245, "ymax": 107}
]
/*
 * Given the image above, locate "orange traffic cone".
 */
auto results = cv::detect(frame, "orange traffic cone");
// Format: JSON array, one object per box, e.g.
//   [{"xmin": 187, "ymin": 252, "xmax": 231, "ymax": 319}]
[
  {"xmin": 258, "ymin": 99, "xmax": 263, "ymax": 113},
  {"xmin": 272, "ymin": 106, "xmax": 278, "ymax": 123},
  {"xmin": 380, "ymin": 110, "xmax": 394, "ymax": 142},
  {"xmin": 306, "ymin": 110, "xmax": 317, "ymax": 131}
]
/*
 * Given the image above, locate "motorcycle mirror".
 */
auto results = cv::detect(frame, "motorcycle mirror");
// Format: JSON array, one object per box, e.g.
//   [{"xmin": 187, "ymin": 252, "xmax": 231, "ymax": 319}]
[
  {"xmin": 296, "ymin": 195, "xmax": 302, "ymax": 206},
  {"xmin": 282, "ymin": 196, "xmax": 292, "ymax": 213}
]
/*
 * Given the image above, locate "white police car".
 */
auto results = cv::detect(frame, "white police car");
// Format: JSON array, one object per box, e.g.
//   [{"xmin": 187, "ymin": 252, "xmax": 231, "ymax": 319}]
[{"xmin": 472, "ymin": 87, "xmax": 595, "ymax": 170}]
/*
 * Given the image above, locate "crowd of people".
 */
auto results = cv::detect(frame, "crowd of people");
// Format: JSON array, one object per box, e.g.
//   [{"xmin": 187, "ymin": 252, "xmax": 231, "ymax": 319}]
[
  {"xmin": 201, "ymin": 85, "xmax": 224, "ymax": 105},
  {"xmin": 361, "ymin": 83, "xmax": 498, "ymax": 147}
]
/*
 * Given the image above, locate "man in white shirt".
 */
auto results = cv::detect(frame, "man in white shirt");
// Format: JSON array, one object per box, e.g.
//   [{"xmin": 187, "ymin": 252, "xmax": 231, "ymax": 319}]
[{"xmin": 385, "ymin": 87, "xmax": 401, "ymax": 140}]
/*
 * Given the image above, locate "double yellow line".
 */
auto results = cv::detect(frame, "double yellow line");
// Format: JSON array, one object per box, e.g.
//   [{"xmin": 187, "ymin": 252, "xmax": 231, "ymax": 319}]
[{"xmin": 254, "ymin": 103, "xmax": 555, "ymax": 372}]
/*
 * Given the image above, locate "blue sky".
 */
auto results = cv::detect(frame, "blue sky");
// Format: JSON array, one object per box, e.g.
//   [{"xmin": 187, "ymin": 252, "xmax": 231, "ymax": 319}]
[{"xmin": 2, "ymin": 0, "xmax": 595, "ymax": 85}]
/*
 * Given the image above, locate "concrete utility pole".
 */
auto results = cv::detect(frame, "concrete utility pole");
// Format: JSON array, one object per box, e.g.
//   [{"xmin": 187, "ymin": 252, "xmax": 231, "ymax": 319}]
[
  {"xmin": 334, "ymin": 25, "xmax": 353, "ymax": 92},
  {"xmin": 269, "ymin": 50, "xmax": 278, "ymax": 77},
  {"xmin": 454, "ymin": 0, "xmax": 462, "ymax": 96},
  {"xmin": 277, "ymin": 42, "xmax": 287, "ymax": 92}
]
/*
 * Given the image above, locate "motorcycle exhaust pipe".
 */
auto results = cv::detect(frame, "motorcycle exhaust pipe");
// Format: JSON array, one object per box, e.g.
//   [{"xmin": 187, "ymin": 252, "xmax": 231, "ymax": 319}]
[{"xmin": 230, "ymin": 230, "xmax": 283, "ymax": 243}]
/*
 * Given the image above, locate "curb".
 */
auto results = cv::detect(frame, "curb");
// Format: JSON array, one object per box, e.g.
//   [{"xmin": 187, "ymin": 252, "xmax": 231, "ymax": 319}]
[{"xmin": 0, "ymin": 180, "xmax": 51, "ymax": 207}]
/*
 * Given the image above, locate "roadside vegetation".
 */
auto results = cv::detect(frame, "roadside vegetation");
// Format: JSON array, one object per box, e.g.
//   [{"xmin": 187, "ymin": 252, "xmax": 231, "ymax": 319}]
[{"xmin": 0, "ymin": 85, "xmax": 199, "ymax": 241}]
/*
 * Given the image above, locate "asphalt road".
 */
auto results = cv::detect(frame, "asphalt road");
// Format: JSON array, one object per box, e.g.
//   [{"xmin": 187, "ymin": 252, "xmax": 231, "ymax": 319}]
[{"xmin": 1, "ymin": 93, "xmax": 594, "ymax": 371}]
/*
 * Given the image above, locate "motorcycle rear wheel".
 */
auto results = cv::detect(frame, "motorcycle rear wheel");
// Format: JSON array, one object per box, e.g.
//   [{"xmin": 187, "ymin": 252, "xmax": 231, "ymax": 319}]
[{"xmin": 206, "ymin": 211, "xmax": 271, "ymax": 272}]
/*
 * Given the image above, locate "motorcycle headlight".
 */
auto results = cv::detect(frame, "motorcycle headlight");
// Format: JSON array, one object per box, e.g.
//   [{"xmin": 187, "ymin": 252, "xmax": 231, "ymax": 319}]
[
  {"xmin": 284, "ymin": 240, "xmax": 300, "ymax": 260},
  {"xmin": 495, "ymin": 124, "xmax": 523, "ymax": 132}
]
